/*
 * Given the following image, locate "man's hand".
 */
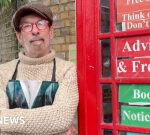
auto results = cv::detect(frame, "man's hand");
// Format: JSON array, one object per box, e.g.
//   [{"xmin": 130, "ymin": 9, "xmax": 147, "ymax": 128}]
[
  {"xmin": 65, "ymin": 126, "xmax": 76, "ymax": 135},
  {"xmin": 58, "ymin": 125, "xmax": 76, "ymax": 135}
]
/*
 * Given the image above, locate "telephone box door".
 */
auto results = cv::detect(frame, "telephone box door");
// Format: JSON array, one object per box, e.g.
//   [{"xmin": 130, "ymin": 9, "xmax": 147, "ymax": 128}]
[{"xmin": 77, "ymin": 0, "xmax": 150, "ymax": 135}]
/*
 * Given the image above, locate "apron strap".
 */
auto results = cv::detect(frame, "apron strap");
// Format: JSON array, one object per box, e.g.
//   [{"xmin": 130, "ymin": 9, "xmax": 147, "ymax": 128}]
[
  {"xmin": 11, "ymin": 59, "xmax": 56, "ymax": 81},
  {"xmin": 11, "ymin": 60, "xmax": 20, "ymax": 80},
  {"xmin": 51, "ymin": 58, "xmax": 56, "ymax": 82}
]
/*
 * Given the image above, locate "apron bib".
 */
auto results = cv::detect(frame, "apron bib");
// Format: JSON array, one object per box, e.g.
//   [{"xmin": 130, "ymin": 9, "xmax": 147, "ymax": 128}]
[{"xmin": 6, "ymin": 59, "xmax": 59, "ymax": 109}]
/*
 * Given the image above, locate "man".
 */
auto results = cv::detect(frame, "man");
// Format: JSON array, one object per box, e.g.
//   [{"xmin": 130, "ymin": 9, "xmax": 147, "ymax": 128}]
[{"xmin": 0, "ymin": 3, "xmax": 78, "ymax": 135}]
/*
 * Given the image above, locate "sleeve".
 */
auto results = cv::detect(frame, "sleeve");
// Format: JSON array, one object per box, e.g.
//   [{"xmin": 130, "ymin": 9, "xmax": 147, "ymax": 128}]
[
  {"xmin": 0, "ymin": 75, "xmax": 9, "ymax": 109},
  {"xmin": 0, "ymin": 65, "xmax": 79, "ymax": 135}
]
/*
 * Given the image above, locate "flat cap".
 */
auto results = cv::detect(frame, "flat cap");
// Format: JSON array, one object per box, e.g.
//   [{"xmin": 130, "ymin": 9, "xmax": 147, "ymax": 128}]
[{"xmin": 12, "ymin": 3, "xmax": 53, "ymax": 32}]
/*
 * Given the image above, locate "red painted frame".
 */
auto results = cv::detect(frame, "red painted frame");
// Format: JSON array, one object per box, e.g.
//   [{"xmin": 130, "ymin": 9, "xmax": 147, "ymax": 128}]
[{"xmin": 76, "ymin": 0, "xmax": 150, "ymax": 135}]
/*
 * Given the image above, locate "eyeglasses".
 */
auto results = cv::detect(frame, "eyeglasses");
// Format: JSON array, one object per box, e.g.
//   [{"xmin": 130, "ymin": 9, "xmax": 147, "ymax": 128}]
[{"xmin": 19, "ymin": 20, "xmax": 49, "ymax": 32}]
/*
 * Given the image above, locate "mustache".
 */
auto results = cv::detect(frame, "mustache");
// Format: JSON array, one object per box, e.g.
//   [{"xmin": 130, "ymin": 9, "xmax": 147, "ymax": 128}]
[{"xmin": 30, "ymin": 37, "xmax": 44, "ymax": 43}]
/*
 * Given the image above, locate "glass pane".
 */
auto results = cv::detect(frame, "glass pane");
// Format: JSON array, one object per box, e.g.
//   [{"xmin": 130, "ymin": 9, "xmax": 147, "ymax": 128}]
[
  {"xmin": 119, "ymin": 131, "xmax": 148, "ymax": 135},
  {"xmin": 101, "ymin": 39, "xmax": 111, "ymax": 77},
  {"xmin": 100, "ymin": 0, "xmax": 110, "ymax": 33},
  {"xmin": 102, "ymin": 84, "xmax": 112, "ymax": 123},
  {"xmin": 104, "ymin": 130, "xmax": 113, "ymax": 135},
  {"xmin": 119, "ymin": 84, "xmax": 150, "ymax": 128},
  {"xmin": 116, "ymin": 36, "xmax": 150, "ymax": 78},
  {"xmin": 116, "ymin": 0, "xmax": 150, "ymax": 32}
]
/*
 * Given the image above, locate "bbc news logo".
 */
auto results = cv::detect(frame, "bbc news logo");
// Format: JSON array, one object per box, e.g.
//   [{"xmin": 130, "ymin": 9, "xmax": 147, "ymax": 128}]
[{"xmin": 0, "ymin": 116, "xmax": 25, "ymax": 125}]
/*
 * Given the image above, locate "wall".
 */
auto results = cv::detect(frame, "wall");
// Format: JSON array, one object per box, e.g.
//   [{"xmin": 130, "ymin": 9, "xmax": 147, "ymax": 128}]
[
  {"xmin": 0, "ymin": 0, "xmax": 28, "ymax": 64},
  {"xmin": 0, "ymin": 1, "xmax": 17, "ymax": 63},
  {"xmin": 32, "ymin": 0, "xmax": 76, "ymax": 61}
]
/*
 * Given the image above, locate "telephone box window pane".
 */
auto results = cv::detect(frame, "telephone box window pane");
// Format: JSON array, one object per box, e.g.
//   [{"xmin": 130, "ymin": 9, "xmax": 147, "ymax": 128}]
[
  {"xmin": 116, "ymin": 0, "xmax": 150, "ymax": 32},
  {"xmin": 116, "ymin": 36, "xmax": 150, "ymax": 78},
  {"xmin": 104, "ymin": 130, "xmax": 113, "ymax": 135},
  {"xmin": 119, "ymin": 84, "xmax": 150, "ymax": 128},
  {"xmin": 119, "ymin": 131, "xmax": 148, "ymax": 135},
  {"xmin": 100, "ymin": 0, "xmax": 110, "ymax": 33},
  {"xmin": 102, "ymin": 84, "xmax": 112, "ymax": 123},
  {"xmin": 101, "ymin": 39, "xmax": 111, "ymax": 77}
]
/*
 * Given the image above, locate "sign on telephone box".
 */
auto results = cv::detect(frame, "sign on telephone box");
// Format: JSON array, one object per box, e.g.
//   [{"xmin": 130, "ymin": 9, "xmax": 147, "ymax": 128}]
[
  {"xmin": 117, "ymin": 0, "xmax": 150, "ymax": 31},
  {"xmin": 121, "ymin": 105, "xmax": 150, "ymax": 128},
  {"xmin": 119, "ymin": 84, "xmax": 150, "ymax": 135},
  {"xmin": 117, "ymin": 34, "xmax": 150, "ymax": 133},
  {"xmin": 119, "ymin": 84, "xmax": 150, "ymax": 103},
  {"xmin": 117, "ymin": 58, "xmax": 150, "ymax": 77},
  {"xmin": 117, "ymin": 36, "xmax": 150, "ymax": 58},
  {"xmin": 117, "ymin": 35, "xmax": 150, "ymax": 77}
]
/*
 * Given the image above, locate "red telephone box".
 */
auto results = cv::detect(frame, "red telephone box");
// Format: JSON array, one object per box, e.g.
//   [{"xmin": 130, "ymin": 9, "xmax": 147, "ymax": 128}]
[{"xmin": 77, "ymin": 0, "xmax": 150, "ymax": 135}]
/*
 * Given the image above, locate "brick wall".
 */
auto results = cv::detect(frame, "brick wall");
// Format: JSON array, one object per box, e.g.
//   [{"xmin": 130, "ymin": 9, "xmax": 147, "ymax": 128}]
[
  {"xmin": 34, "ymin": 0, "xmax": 77, "ymax": 61},
  {"xmin": 0, "ymin": 0, "xmax": 28, "ymax": 64},
  {"xmin": 0, "ymin": 1, "xmax": 17, "ymax": 63}
]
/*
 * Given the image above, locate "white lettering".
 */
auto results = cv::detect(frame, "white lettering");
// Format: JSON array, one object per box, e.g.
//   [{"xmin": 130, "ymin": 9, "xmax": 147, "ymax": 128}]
[
  {"xmin": 122, "ymin": 41, "xmax": 132, "ymax": 52},
  {"xmin": 123, "ymin": 110, "xmax": 131, "ymax": 120},
  {"xmin": 0, "ymin": 116, "xmax": 25, "ymax": 125},
  {"xmin": 133, "ymin": 40, "xmax": 140, "ymax": 51},
  {"xmin": 0, "ymin": 117, "xmax": 3, "ymax": 124},
  {"xmin": 141, "ymin": 42, "xmax": 148, "ymax": 51},
  {"xmin": 133, "ymin": 89, "xmax": 140, "ymax": 99},
  {"xmin": 141, "ymin": 92, "xmax": 146, "ymax": 99},
  {"xmin": 123, "ymin": 110, "xmax": 150, "ymax": 122},
  {"xmin": 10, "ymin": 117, "xmax": 19, "ymax": 124},
  {"xmin": 127, "ymin": 22, "xmax": 143, "ymax": 30},
  {"xmin": 145, "ymin": 114, "xmax": 150, "ymax": 121},
  {"xmin": 127, "ymin": 0, "xmax": 144, "ymax": 5},
  {"xmin": 148, "ymin": 64, "xmax": 150, "ymax": 72},
  {"xmin": 121, "ymin": 39, "xmax": 150, "ymax": 53},
  {"xmin": 147, "ymin": 92, "xmax": 150, "ymax": 99},
  {"xmin": 141, "ymin": 64, "xmax": 147, "ymax": 72},
  {"xmin": 133, "ymin": 89, "xmax": 150, "ymax": 99},
  {"xmin": 3, "ymin": 117, "xmax": 9, "ymax": 125},
  {"xmin": 123, "ymin": 12, "xmax": 145, "ymax": 21},
  {"xmin": 132, "ymin": 61, "xmax": 140, "ymax": 72},
  {"xmin": 132, "ymin": 61, "xmax": 150, "ymax": 73},
  {"xmin": 131, "ymin": 113, "xmax": 137, "ymax": 120},
  {"xmin": 20, "ymin": 117, "xmax": 25, "ymax": 125}
]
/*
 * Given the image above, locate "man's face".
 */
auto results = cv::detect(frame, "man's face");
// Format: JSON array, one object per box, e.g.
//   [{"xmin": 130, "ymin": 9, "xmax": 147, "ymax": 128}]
[{"xmin": 16, "ymin": 13, "xmax": 54, "ymax": 58}]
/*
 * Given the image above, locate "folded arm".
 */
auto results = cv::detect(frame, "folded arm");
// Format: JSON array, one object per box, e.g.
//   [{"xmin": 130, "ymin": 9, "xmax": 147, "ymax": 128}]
[{"xmin": 0, "ymin": 66, "xmax": 79, "ymax": 135}]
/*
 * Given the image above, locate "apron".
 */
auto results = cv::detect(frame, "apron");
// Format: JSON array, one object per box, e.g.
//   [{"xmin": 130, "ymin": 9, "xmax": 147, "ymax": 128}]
[{"xmin": 6, "ymin": 59, "xmax": 59, "ymax": 109}]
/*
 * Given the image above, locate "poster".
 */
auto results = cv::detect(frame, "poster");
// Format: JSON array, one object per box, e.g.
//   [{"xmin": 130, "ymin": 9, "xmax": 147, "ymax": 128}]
[
  {"xmin": 119, "ymin": 84, "xmax": 150, "ymax": 103},
  {"xmin": 117, "ymin": 35, "xmax": 150, "ymax": 58},
  {"xmin": 117, "ymin": 58, "xmax": 150, "ymax": 77},
  {"xmin": 121, "ymin": 105, "xmax": 150, "ymax": 128},
  {"xmin": 117, "ymin": 0, "xmax": 150, "ymax": 31}
]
